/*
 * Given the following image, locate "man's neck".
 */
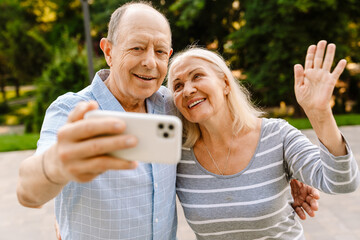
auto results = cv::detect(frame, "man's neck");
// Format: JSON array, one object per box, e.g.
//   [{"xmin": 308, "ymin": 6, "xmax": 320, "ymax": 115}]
[
  {"xmin": 122, "ymin": 102, "xmax": 147, "ymax": 113},
  {"xmin": 103, "ymin": 73, "xmax": 147, "ymax": 113}
]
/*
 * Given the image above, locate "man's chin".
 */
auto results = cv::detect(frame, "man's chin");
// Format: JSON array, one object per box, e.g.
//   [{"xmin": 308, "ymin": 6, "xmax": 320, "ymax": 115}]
[{"xmin": 134, "ymin": 87, "xmax": 158, "ymax": 99}]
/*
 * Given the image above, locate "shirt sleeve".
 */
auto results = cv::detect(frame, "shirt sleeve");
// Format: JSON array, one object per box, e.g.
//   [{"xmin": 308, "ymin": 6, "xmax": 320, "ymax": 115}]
[
  {"xmin": 35, "ymin": 95, "xmax": 83, "ymax": 155},
  {"xmin": 282, "ymin": 121, "xmax": 360, "ymax": 194}
]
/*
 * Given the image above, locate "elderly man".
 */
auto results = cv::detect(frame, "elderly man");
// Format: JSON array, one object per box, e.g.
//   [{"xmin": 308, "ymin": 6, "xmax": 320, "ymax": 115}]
[
  {"xmin": 18, "ymin": 2, "xmax": 176, "ymax": 239},
  {"xmin": 17, "ymin": 1, "xmax": 318, "ymax": 240}
]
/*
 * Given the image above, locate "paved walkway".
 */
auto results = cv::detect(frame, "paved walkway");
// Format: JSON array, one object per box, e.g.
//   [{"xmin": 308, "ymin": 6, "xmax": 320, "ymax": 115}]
[{"xmin": 1, "ymin": 126, "xmax": 360, "ymax": 240}]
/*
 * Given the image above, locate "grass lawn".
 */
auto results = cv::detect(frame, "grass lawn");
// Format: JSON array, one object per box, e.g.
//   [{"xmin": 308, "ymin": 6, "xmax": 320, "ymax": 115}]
[
  {"xmin": 286, "ymin": 114, "xmax": 360, "ymax": 129},
  {"xmin": 0, "ymin": 133, "xmax": 39, "ymax": 152}
]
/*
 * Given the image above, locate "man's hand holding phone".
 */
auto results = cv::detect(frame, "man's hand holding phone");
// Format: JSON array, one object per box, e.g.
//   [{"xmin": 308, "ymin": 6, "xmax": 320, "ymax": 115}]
[
  {"xmin": 45, "ymin": 101, "xmax": 138, "ymax": 184},
  {"xmin": 84, "ymin": 110, "xmax": 182, "ymax": 164}
]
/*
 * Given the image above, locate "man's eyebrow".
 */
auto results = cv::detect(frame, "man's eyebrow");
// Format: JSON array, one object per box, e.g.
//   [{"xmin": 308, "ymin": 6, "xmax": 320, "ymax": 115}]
[{"xmin": 127, "ymin": 39, "xmax": 147, "ymax": 45}]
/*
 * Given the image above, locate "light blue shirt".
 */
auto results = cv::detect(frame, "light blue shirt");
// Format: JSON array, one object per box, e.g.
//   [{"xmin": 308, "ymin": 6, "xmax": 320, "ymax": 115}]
[{"xmin": 37, "ymin": 70, "xmax": 178, "ymax": 240}]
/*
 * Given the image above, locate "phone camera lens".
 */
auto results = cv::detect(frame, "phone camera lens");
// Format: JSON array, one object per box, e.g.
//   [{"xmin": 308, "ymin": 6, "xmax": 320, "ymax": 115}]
[
  {"xmin": 158, "ymin": 123, "xmax": 164, "ymax": 129},
  {"xmin": 163, "ymin": 132, "xmax": 169, "ymax": 138},
  {"xmin": 168, "ymin": 124, "xmax": 174, "ymax": 130}
]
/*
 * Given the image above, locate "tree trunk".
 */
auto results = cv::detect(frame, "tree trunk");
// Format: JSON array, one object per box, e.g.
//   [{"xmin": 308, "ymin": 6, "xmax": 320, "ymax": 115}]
[
  {"xmin": 14, "ymin": 77, "xmax": 20, "ymax": 97},
  {"xmin": 0, "ymin": 77, "xmax": 6, "ymax": 102}
]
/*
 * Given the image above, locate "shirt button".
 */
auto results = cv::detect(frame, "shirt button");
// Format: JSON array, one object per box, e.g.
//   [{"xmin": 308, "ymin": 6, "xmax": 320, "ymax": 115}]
[
  {"xmin": 154, "ymin": 183, "xmax": 158, "ymax": 188},
  {"xmin": 155, "ymin": 218, "xmax": 159, "ymax": 223}
]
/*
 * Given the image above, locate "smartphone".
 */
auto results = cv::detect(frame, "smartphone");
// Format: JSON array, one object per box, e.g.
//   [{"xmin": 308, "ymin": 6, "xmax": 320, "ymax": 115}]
[{"xmin": 85, "ymin": 110, "xmax": 182, "ymax": 164}]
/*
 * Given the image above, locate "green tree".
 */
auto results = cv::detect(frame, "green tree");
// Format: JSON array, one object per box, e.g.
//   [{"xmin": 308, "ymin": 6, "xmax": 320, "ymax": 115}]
[
  {"xmin": 228, "ymin": 0, "xmax": 360, "ymax": 113},
  {"xmin": 28, "ymin": 32, "xmax": 88, "ymax": 132},
  {"xmin": 166, "ymin": 0, "xmax": 238, "ymax": 52},
  {"xmin": 0, "ymin": 0, "xmax": 50, "ymax": 97}
]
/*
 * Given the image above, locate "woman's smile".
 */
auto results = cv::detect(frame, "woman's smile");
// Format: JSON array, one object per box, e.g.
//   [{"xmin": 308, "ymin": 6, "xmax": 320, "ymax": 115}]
[{"xmin": 187, "ymin": 98, "xmax": 206, "ymax": 109}]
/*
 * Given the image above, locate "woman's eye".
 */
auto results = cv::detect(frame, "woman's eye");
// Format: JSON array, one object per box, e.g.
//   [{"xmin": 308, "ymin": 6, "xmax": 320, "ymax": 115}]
[
  {"xmin": 194, "ymin": 74, "xmax": 201, "ymax": 79},
  {"xmin": 174, "ymin": 83, "xmax": 183, "ymax": 91}
]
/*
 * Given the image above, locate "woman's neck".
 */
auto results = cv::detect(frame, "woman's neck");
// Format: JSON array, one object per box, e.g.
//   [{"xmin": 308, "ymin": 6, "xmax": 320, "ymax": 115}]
[{"xmin": 198, "ymin": 114, "xmax": 235, "ymax": 147}]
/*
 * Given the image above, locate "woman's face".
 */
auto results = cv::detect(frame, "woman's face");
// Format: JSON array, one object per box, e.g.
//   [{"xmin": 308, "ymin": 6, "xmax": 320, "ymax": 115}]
[{"xmin": 170, "ymin": 57, "xmax": 230, "ymax": 124}]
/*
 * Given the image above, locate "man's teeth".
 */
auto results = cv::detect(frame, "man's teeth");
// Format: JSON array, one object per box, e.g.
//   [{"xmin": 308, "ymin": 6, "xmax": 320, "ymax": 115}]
[{"xmin": 189, "ymin": 99, "xmax": 205, "ymax": 108}]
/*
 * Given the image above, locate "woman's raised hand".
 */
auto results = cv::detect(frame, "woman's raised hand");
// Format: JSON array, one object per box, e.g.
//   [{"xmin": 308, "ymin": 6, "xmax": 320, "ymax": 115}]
[{"xmin": 294, "ymin": 40, "xmax": 347, "ymax": 116}]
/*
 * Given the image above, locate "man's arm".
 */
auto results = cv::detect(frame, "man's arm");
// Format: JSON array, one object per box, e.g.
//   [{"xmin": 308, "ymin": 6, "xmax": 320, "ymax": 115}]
[
  {"xmin": 290, "ymin": 179, "xmax": 320, "ymax": 220},
  {"xmin": 17, "ymin": 101, "xmax": 138, "ymax": 208}
]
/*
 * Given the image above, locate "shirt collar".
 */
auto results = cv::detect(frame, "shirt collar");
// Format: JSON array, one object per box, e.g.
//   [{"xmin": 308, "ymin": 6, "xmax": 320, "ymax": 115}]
[{"xmin": 90, "ymin": 69, "xmax": 125, "ymax": 111}]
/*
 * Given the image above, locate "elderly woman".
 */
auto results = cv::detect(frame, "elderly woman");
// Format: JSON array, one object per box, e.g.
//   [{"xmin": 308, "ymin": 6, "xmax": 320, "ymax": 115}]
[{"xmin": 167, "ymin": 41, "xmax": 359, "ymax": 239}]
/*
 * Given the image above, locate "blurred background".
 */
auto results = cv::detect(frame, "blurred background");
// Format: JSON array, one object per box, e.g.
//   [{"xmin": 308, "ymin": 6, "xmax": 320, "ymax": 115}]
[
  {"xmin": 0, "ymin": 0, "xmax": 360, "ymax": 151},
  {"xmin": 0, "ymin": 0, "xmax": 359, "ymax": 239}
]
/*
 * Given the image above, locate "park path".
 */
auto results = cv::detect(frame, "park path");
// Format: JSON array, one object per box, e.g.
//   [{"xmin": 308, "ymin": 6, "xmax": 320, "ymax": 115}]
[{"xmin": 1, "ymin": 126, "xmax": 360, "ymax": 240}]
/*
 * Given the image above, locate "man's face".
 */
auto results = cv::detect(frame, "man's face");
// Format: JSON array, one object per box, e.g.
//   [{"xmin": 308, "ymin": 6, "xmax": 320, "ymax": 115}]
[{"xmin": 107, "ymin": 7, "xmax": 172, "ymax": 103}]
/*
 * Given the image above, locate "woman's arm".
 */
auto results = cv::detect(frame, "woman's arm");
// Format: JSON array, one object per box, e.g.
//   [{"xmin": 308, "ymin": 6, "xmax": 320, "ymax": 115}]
[
  {"xmin": 294, "ymin": 40, "xmax": 347, "ymax": 156},
  {"xmin": 283, "ymin": 40, "xmax": 360, "ymax": 194}
]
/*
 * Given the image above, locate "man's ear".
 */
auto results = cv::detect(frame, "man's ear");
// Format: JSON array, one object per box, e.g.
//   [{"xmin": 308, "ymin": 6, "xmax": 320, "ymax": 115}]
[
  {"xmin": 100, "ymin": 38, "xmax": 113, "ymax": 67},
  {"xmin": 169, "ymin": 48, "xmax": 173, "ymax": 57}
]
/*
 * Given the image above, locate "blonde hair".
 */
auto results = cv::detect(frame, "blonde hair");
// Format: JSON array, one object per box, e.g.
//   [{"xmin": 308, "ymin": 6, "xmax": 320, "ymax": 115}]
[
  {"xmin": 107, "ymin": 1, "xmax": 171, "ymax": 45},
  {"xmin": 167, "ymin": 47, "xmax": 263, "ymax": 147}
]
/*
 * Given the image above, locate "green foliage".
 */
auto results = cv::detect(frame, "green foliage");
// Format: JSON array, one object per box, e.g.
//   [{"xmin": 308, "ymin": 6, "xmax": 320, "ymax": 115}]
[
  {"xmin": 0, "ymin": 0, "xmax": 50, "ymax": 88},
  {"xmin": 0, "ymin": 102, "xmax": 10, "ymax": 115},
  {"xmin": 228, "ymin": 0, "xmax": 360, "ymax": 110},
  {"xmin": 0, "ymin": 133, "xmax": 39, "ymax": 152},
  {"xmin": 169, "ymin": 0, "xmax": 205, "ymax": 29},
  {"xmin": 1, "ymin": 0, "xmax": 360, "ymax": 127},
  {"xmin": 167, "ymin": 0, "xmax": 238, "ymax": 52},
  {"xmin": 28, "ymin": 32, "xmax": 88, "ymax": 132},
  {"xmin": 0, "ymin": 87, "xmax": 35, "ymax": 126}
]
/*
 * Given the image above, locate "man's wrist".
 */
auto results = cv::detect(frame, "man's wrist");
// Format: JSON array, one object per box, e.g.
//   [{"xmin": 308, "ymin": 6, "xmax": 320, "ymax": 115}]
[
  {"xmin": 41, "ymin": 148, "xmax": 68, "ymax": 186},
  {"xmin": 41, "ymin": 153, "xmax": 62, "ymax": 185}
]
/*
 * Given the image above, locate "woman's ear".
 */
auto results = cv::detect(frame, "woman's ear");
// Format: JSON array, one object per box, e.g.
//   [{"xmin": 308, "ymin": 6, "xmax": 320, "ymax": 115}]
[
  {"xmin": 223, "ymin": 77, "xmax": 231, "ymax": 95},
  {"xmin": 100, "ymin": 38, "xmax": 113, "ymax": 67}
]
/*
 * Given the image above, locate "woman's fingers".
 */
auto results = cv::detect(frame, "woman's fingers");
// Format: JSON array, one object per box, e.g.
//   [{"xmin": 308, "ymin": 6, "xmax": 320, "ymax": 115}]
[
  {"xmin": 313, "ymin": 40, "xmax": 327, "ymax": 69},
  {"xmin": 294, "ymin": 64, "xmax": 305, "ymax": 87},
  {"xmin": 322, "ymin": 43, "xmax": 336, "ymax": 72},
  {"xmin": 332, "ymin": 59, "xmax": 347, "ymax": 81},
  {"xmin": 304, "ymin": 45, "xmax": 316, "ymax": 70}
]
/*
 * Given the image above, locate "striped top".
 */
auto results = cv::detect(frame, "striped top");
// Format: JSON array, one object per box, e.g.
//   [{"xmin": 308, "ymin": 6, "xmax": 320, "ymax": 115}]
[{"xmin": 176, "ymin": 118, "xmax": 359, "ymax": 240}]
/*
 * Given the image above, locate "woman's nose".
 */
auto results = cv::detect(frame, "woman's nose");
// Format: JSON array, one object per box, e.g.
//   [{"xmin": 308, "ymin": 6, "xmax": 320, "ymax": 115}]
[{"xmin": 183, "ymin": 82, "xmax": 197, "ymax": 96}]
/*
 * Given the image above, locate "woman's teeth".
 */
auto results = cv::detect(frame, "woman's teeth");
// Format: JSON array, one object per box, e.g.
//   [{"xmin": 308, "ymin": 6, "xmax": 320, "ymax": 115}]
[{"xmin": 189, "ymin": 99, "xmax": 205, "ymax": 108}]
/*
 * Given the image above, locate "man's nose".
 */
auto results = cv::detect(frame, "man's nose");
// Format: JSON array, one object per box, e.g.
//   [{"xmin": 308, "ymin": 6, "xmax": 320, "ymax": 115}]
[{"xmin": 142, "ymin": 49, "xmax": 156, "ymax": 69}]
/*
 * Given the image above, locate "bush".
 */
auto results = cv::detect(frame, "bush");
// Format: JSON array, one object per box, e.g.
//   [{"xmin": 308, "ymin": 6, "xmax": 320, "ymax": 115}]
[
  {"xmin": 0, "ymin": 101, "xmax": 9, "ymax": 114},
  {"xmin": 27, "ymin": 32, "xmax": 89, "ymax": 133}
]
